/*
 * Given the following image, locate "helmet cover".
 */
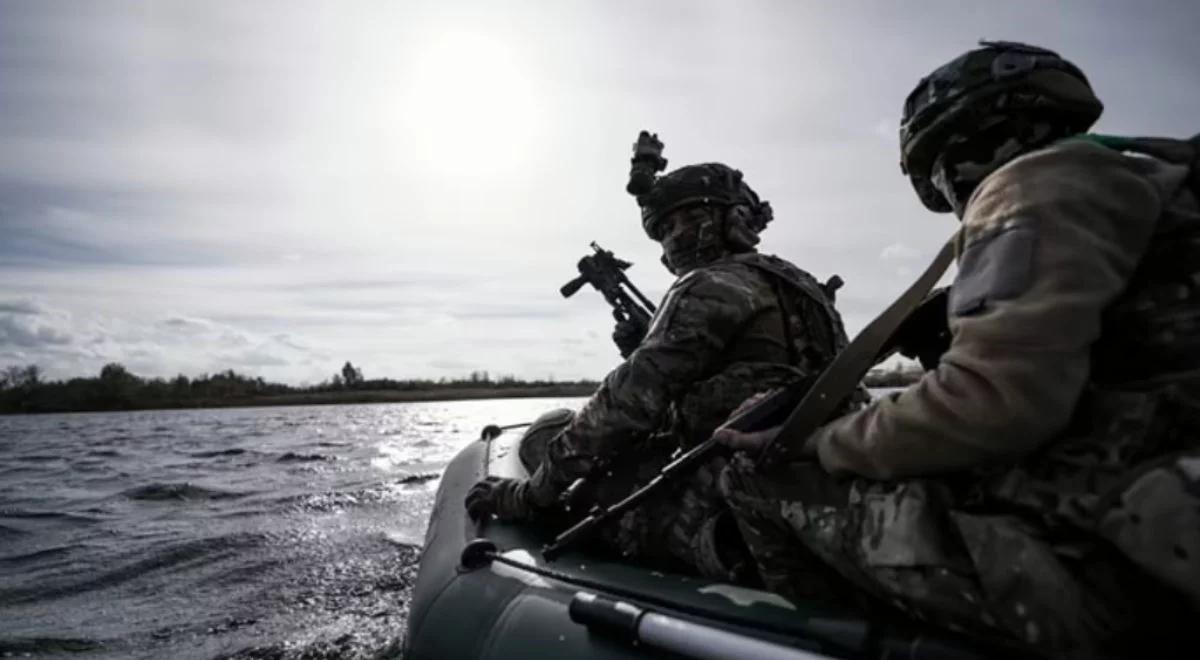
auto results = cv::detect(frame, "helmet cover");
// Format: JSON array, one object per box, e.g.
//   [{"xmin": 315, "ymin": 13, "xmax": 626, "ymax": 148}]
[{"xmin": 900, "ymin": 41, "xmax": 1103, "ymax": 212}]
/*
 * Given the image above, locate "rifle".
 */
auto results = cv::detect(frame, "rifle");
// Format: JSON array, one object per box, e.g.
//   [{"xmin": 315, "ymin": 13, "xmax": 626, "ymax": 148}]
[
  {"xmin": 541, "ymin": 381, "xmax": 810, "ymax": 561},
  {"xmin": 560, "ymin": 242, "xmax": 656, "ymax": 331}
]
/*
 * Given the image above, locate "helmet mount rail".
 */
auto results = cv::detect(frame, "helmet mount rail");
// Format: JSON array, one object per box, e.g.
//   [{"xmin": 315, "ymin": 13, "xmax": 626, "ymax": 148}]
[{"xmin": 625, "ymin": 130, "xmax": 772, "ymax": 241}]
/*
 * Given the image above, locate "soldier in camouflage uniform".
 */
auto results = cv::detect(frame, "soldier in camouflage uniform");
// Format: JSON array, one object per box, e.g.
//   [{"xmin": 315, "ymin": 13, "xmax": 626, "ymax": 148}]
[
  {"xmin": 717, "ymin": 41, "xmax": 1200, "ymax": 658},
  {"xmin": 466, "ymin": 160, "xmax": 851, "ymax": 580}
]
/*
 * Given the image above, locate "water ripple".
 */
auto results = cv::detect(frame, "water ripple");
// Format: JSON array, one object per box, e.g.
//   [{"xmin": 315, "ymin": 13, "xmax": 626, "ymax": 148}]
[
  {"xmin": 0, "ymin": 396, "xmax": 588, "ymax": 658},
  {"xmin": 276, "ymin": 452, "xmax": 333, "ymax": 463},
  {"xmin": 190, "ymin": 448, "xmax": 248, "ymax": 458},
  {"xmin": 121, "ymin": 482, "xmax": 251, "ymax": 501},
  {"xmin": 0, "ymin": 636, "xmax": 103, "ymax": 655}
]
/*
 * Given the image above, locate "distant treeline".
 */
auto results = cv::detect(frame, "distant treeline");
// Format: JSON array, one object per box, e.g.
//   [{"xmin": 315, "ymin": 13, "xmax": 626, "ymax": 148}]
[
  {"xmin": 0, "ymin": 362, "xmax": 599, "ymax": 415},
  {"xmin": 0, "ymin": 359, "xmax": 924, "ymax": 415}
]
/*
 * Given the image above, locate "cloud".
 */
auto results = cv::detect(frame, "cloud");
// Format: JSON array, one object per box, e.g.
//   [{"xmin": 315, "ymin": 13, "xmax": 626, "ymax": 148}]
[
  {"xmin": 276, "ymin": 274, "xmax": 471, "ymax": 292},
  {"xmin": 0, "ymin": 315, "xmax": 73, "ymax": 348},
  {"xmin": 0, "ymin": 299, "xmax": 73, "ymax": 348},
  {"xmin": 428, "ymin": 358, "xmax": 470, "ymax": 371},
  {"xmin": 218, "ymin": 348, "xmax": 291, "ymax": 368},
  {"xmin": 159, "ymin": 316, "xmax": 215, "ymax": 332},
  {"xmin": 2, "ymin": 1, "xmax": 1198, "ymax": 384},
  {"xmin": 272, "ymin": 333, "xmax": 310, "ymax": 352},
  {"xmin": 449, "ymin": 303, "xmax": 569, "ymax": 321},
  {"xmin": 0, "ymin": 300, "xmax": 43, "ymax": 315},
  {"xmin": 0, "ymin": 298, "xmax": 322, "ymax": 381},
  {"xmin": 880, "ymin": 242, "xmax": 921, "ymax": 261}
]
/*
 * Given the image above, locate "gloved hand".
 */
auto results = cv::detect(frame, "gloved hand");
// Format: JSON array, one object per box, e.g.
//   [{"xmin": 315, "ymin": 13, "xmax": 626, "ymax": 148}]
[
  {"xmin": 465, "ymin": 474, "xmax": 562, "ymax": 522},
  {"xmin": 612, "ymin": 317, "xmax": 648, "ymax": 359},
  {"xmin": 466, "ymin": 476, "xmax": 525, "ymax": 521},
  {"xmin": 889, "ymin": 286, "xmax": 951, "ymax": 370}
]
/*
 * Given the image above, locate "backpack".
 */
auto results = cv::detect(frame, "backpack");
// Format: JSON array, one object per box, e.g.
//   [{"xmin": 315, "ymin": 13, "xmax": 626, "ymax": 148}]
[{"xmin": 1082, "ymin": 132, "xmax": 1200, "ymax": 201}]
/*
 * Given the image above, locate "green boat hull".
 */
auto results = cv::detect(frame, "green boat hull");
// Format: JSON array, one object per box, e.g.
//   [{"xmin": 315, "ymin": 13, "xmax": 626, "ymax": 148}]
[{"xmin": 402, "ymin": 422, "xmax": 1005, "ymax": 659}]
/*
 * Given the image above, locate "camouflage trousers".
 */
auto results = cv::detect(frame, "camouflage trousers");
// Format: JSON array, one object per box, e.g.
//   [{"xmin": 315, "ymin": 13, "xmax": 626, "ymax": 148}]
[
  {"xmin": 518, "ymin": 410, "xmax": 750, "ymax": 581},
  {"xmin": 597, "ymin": 449, "xmax": 751, "ymax": 582},
  {"xmin": 596, "ymin": 364, "xmax": 817, "ymax": 580},
  {"xmin": 518, "ymin": 360, "xmax": 811, "ymax": 581},
  {"xmin": 719, "ymin": 454, "xmax": 1197, "ymax": 659}
]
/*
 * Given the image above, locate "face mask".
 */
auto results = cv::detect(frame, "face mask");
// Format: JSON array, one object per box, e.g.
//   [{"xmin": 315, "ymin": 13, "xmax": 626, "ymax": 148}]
[{"xmin": 659, "ymin": 208, "xmax": 721, "ymax": 275}]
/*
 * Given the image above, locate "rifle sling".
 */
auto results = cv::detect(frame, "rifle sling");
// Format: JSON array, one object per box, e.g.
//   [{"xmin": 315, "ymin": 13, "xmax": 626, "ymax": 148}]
[{"xmin": 758, "ymin": 233, "xmax": 959, "ymax": 466}]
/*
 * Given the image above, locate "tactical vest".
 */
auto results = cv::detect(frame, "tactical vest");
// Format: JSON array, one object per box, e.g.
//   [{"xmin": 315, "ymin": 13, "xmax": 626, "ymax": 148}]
[
  {"xmin": 980, "ymin": 135, "xmax": 1200, "ymax": 610},
  {"xmin": 728, "ymin": 253, "xmax": 848, "ymax": 368},
  {"xmin": 666, "ymin": 253, "xmax": 850, "ymax": 450},
  {"xmin": 659, "ymin": 253, "xmax": 854, "ymax": 580}
]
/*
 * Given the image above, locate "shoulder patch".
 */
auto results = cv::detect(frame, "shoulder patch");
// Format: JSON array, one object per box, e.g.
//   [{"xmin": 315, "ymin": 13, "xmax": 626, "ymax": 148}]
[{"xmin": 949, "ymin": 223, "xmax": 1037, "ymax": 316}]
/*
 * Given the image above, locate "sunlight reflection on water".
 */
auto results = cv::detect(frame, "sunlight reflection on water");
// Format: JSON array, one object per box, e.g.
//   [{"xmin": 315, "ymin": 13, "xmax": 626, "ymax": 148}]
[{"xmin": 0, "ymin": 396, "xmax": 587, "ymax": 659}]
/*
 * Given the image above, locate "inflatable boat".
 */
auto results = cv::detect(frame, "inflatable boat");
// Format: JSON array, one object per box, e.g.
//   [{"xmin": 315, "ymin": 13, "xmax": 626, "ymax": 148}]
[{"xmin": 402, "ymin": 412, "xmax": 1007, "ymax": 660}]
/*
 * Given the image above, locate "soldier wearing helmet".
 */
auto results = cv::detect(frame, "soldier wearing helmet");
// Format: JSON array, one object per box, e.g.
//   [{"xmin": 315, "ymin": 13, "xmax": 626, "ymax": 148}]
[
  {"xmin": 466, "ymin": 137, "xmax": 853, "ymax": 580},
  {"xmin": 717, "ymin": 41, "xmax": 1200, "ymax": 657},
  {"xmin": 639, "ymin": 162, "xmax": 774, "ymax": 274}
]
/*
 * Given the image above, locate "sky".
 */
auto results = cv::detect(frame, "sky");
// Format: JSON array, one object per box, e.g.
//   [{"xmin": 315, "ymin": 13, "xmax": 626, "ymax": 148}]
[{"xmin": 2, "ymin": 0, "xmax": 1199, "ymax": 385}]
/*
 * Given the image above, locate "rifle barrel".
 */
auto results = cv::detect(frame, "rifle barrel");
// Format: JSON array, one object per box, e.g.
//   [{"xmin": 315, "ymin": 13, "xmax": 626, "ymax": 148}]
[
  {"xmin": 542, "ymin": 439, "xmax": 719, "ymax": 560},
  {"xmin": 618, "ymin": 273, "xmax": 657, "ymax": 313},
  {"xmin": 560, "ymin": 275, "xmax": 588, "ymax": 298}
]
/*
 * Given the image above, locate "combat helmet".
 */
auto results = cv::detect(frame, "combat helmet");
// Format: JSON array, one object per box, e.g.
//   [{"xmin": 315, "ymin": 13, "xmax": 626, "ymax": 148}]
[
  {"xmin": 625, "ymin": 132, "xmax": 772, "ymax": 241},
  {"xmin": 637, "ymin": 163, "xmax": 772, "ymax": 240},
  {"xmin": 900, "ymin": 41, "xmax": 1103, "ymax": 212}
]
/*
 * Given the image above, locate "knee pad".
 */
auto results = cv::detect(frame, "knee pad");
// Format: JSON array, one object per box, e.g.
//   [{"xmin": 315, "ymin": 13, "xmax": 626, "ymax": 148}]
[{"xmin": 517, "ymin": 408, "xmax": 575, "ymax": 473}]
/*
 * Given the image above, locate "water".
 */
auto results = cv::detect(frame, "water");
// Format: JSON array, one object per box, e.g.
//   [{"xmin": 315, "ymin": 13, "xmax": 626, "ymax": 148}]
[{"xmin": 0, "ymin": 398, "xmax": 585, "ymax": 659}]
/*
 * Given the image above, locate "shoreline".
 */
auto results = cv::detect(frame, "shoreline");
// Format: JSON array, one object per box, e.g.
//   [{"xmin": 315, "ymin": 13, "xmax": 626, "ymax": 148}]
[
  {"xmin": 2, "ymin": 371, "xmax": 924, "ymax": 417},
  {"xmin": 0, "ymin": 384, "xmax": 598, "ymax": 416}
]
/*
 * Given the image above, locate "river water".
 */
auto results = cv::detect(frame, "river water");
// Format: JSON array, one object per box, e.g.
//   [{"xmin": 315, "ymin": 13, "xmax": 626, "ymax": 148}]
[{"xmin": 0, "ymin": 397, "xmax": 586, "ymax": 659}]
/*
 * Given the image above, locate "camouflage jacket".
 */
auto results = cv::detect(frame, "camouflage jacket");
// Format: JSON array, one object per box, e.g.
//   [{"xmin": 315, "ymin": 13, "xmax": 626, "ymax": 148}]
[
  {"xmin": 532, "ymin": 251, "xmax": 848, "ymax": 497},
  {"xmin": 804, "ymin": 137, "xmax": 1200, "ymax": 616},
  {"xmin": 812, "ymin": 138, "xmax": 1199, "ymax": 480},
  {"xmin": 706, "ymin": 139, "xmax": 1200, "ymax": 654}
]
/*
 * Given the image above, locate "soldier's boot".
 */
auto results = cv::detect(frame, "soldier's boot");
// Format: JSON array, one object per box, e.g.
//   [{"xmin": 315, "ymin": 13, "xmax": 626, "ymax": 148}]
[{"xmin": 516, "ymin": 408, "xmax": 574, "ymax": 473}]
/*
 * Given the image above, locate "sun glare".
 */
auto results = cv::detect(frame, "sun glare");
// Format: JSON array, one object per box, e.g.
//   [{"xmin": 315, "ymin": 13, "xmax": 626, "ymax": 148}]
[{"xmin": 399, "ymin": 28, "xmax": 545, "ymax": 178}]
